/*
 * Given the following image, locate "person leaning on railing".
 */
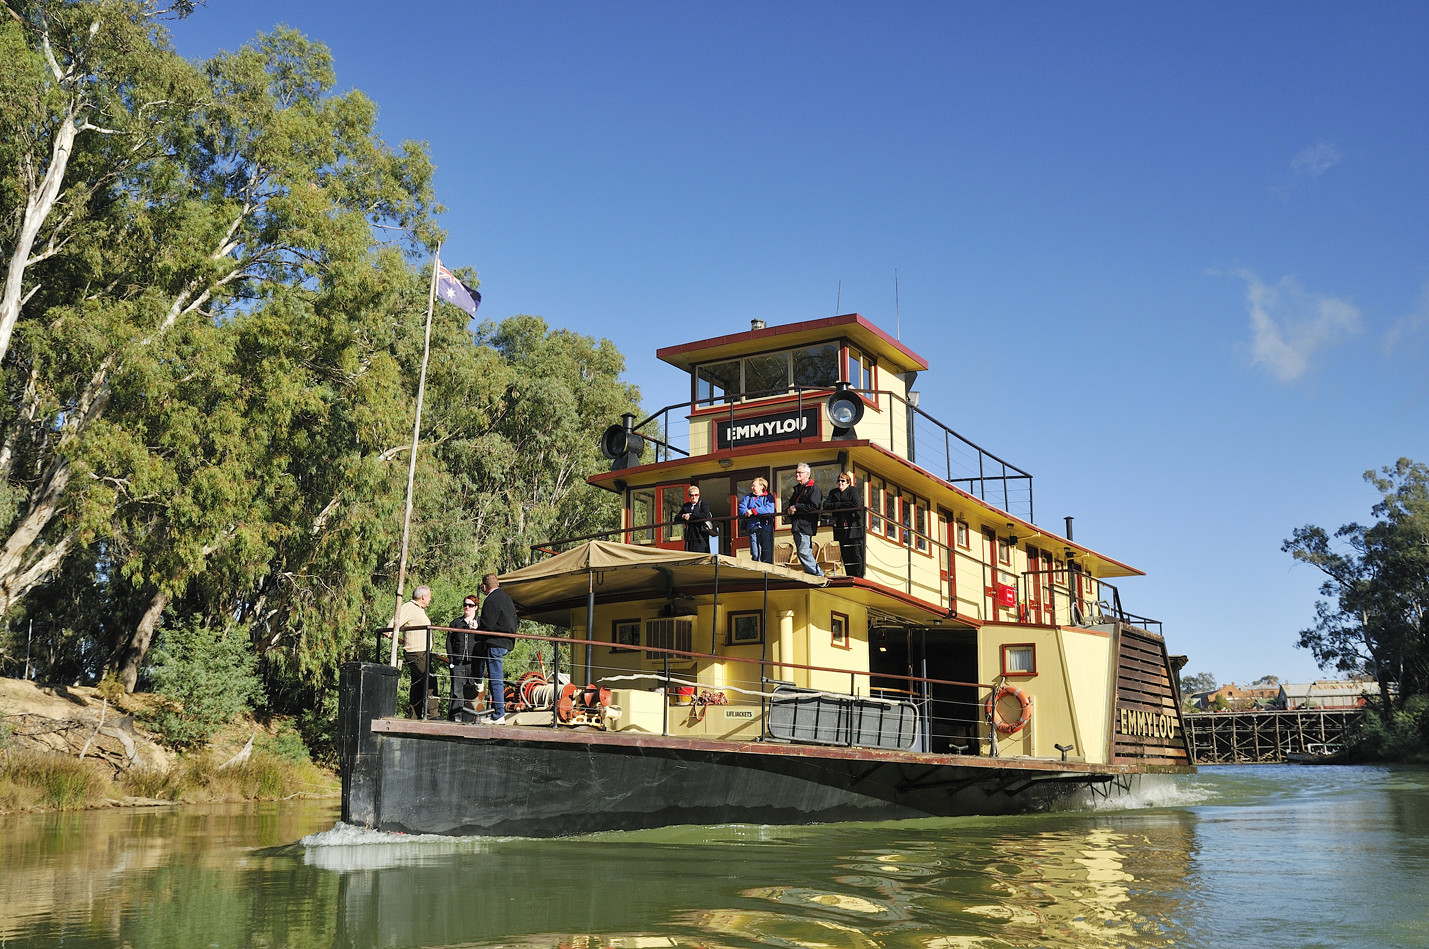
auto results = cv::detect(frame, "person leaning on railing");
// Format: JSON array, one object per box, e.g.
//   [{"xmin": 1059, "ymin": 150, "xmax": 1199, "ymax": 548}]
[
  {"xmin": 824, "ymin": 470, "xmax": 866, "ymax": 578},
  {"xmin": 740, "ymin": 476, "xmax": 777, "ymax": 563},
  {"xmin": 386, "ymin": 585, "xmax": 440, "ymax": 719}
]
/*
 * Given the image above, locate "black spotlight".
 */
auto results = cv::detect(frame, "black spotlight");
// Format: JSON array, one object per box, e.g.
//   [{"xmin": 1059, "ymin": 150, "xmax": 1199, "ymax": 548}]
[
  {"xmin": 599, "ymin": 413, "xmax": 645, "ymax": 470},
  {"xmin": 824, "ymin": 383, "xmax": 865, "ymax": 440}
]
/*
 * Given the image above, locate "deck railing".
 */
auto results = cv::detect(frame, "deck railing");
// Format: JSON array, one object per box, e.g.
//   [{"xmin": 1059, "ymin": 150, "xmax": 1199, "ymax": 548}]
[
  {"xmin": 532, "ymin": 513, "xmax": 1160, "ymax": 635},
  {"xmin": 630, "ymin": 386, "xmax": 1034, "ymax": 522},
  {"xmin": 373, "ymin": 624, "xmax": 1007, "ymax": 757}
]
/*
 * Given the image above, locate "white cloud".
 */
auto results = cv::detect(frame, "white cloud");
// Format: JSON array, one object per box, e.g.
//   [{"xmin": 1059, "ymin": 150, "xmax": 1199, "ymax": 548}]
[
  {"xmin": 1233, "ymin": 269, "xmax": 1361, "ymax": 382},
  {"xmin": 1290, "ymin": 142, "xmax": 1341, "ymax": 179},
  {"xmin": 1381, "ymin": 281, "xmax": 1429, "ymax": 355}
]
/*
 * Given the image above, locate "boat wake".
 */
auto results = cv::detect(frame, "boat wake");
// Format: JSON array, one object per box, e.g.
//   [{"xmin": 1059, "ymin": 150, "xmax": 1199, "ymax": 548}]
[
  {"xmin": 298, "ymin": 822, "xmax": 494, "ymax": 872},
  {"xmin": 1084, "ymin": 774, "xmax": 1215, "ymax": 811}
]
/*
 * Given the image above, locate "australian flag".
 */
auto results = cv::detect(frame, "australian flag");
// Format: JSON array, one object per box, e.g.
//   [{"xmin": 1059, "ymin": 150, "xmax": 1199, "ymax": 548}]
[{"xmin": 436, "ymin": 263, "xmax": 481, "ymax": 318}]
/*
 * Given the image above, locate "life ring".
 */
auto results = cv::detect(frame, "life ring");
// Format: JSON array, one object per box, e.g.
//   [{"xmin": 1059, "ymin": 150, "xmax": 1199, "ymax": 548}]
[{"xmin": 986, "ymin": 685, "xmax": 1032, "ymax": 735}]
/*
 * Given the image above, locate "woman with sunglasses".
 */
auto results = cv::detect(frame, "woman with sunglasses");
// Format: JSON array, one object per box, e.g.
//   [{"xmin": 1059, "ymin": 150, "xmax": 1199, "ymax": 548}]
[
  {"xmin": 824, "ymin": 470, "xmax": 866, "ymax": 578},
  {"xmin": 678, "ymin": 484, "xmax": 715, "ymax": 553},
  {"xmin": 446, "ymin": 594, "xmax": 482, "ymax": 722}
]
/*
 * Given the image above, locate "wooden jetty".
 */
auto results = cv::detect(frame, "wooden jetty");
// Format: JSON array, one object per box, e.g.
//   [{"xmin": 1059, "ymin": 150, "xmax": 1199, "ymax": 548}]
[{"xmin": 1183, "ymin": 709, "xmax": 1363, "ymax": 763}]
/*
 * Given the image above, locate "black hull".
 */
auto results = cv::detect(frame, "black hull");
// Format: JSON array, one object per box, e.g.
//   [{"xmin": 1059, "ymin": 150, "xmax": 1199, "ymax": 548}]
[{"xmin": 340, "ymin": 662, "xmax": 1160, "ymax": 838}]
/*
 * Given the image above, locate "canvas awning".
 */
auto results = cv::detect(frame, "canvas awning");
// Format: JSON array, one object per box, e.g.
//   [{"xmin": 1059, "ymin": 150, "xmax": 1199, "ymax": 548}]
[{"xmin": 498, "ymin": 540, "xmax": 826, "ymax": 617}]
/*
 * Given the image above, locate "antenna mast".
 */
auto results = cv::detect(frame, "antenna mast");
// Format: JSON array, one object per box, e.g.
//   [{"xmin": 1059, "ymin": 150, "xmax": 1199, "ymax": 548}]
[{"xmin": 895, "ymin": 269, "xmax": 901, "ymax": 339}]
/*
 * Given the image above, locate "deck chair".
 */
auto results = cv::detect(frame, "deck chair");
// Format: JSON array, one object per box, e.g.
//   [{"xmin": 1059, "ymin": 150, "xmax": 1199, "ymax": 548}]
[
  {"xmin": 774, "ymin": 542, "xmax": 796, "ymax": 567},
  {"xmin": 817, "ymin": 541, "xmax": 842, "ymax": 576}
]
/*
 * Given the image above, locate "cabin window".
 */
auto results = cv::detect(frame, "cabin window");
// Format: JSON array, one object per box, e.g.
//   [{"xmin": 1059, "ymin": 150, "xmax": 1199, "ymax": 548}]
[
  {"xmin": 661, "ymin": 485, "xmax": 687, "ymax": 544},
  {"xmin": 885, "ymin": 486, "xmax": 903, "ymax": 543},
  {"xmin": 611, "ymin": 618, "xmax": 641, "ymax": 652},
  {"xmin": 956, "ymin": 519, "xmax": 970, "ymax": 549},
  {"xmin": 867, "ymin": 477, "xmax": 885, "ymax": 534},
  {"xmin": 1002, "ymin": 643, "xmax": 1037, "ymax": 677},
  {"xmin": 728, "ymin": 610, "xmax": 764, "ymax": 645},
  {"xmin": 629, "ymin": 489, "xmax": 656, "ymax": 544},
  {"xmin": 775, "ymin": 464, "xmax": 841, "ymax": 516},
  {"xmin": 831, "ymin": 611, "xmax": 850, "ymax": 649},
  {"xmin": 912, "ymin": 498, "xmax": 929, "ymax": 553},
  {"xmin": 998, "ymin": 537, "xmax": 1012, "ymax": 565}
]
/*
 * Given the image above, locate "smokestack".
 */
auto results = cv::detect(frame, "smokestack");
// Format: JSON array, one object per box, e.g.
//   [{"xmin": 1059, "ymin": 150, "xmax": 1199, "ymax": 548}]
[{"xmin": 1064, "ymin": 516, "xmax": 1075, "ymax": 541}]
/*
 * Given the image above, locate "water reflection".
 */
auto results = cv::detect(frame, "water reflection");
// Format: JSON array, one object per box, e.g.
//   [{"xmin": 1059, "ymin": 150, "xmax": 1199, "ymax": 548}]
[{"xmin": 3, "ymin": 767, "xmax": 1427, "ymax": 949}]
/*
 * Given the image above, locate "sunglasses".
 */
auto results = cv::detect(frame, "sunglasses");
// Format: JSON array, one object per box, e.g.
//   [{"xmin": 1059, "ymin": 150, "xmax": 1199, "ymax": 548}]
[{"xmin": 463, "ymin": 602, "xmax": 477, "ymax": 608}]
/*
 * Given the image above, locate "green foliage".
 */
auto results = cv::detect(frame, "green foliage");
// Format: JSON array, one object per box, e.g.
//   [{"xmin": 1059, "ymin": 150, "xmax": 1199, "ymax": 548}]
[
  {"xmin": 256, "ymin": 727, "xmax": 311, "ymax": 764},
  {"xmin": 145, "ymin": 624, "xmax": 264, "ymax": 750},
  {"xmin": 1180, "ymin": 671, "xmax": 1218, "ymax": 695},
  {"xmin": 0, "ymin": 6, "xmax": 641, "ymax": 753},
  {"xmin": 1284, "ymin": 459, "xmax": 1429, "ymax": 714},
  {"xmin": 1358, "ymin": 694, "xmax": 1429, "ymax": 760}
]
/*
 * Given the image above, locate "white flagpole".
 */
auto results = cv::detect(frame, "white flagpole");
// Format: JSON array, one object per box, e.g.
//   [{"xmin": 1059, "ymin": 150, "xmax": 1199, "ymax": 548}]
[{"xmin": 391, "ymin": 243, "xmax": 442, "ymax": 667}]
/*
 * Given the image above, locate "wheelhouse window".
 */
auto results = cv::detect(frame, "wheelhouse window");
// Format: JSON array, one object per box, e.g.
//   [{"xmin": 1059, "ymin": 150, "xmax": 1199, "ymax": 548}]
[
  {"xmin": 696, "ymin": 361, "xmax": 740, "ymax": 405},
  {"xmin": 694, "ymin": 344, "xmax": 841, "ymax": 405},
  {"xmin": 792, "ymin": 343, "xmax": 839, "ymax": 388},
  {"xmin": 831, "ymin": 611, "xmax": 850, "ymax": 649},
  {"xmin": 845, "ymin": 345, "xmax": 873, "ymax": 391},
  {"xmin": 956, "ymin": 519, "xmax": 971, "ymax": 549}
]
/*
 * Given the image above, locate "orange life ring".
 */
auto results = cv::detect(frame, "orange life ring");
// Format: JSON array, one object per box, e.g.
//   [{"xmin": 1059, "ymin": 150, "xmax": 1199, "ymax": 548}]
[{"xmin": 986, "ymin": 685, "xmax": 1032, "ymax": 735}]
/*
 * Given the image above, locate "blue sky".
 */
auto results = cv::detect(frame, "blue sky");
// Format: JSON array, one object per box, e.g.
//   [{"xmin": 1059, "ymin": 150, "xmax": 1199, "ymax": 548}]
[{"xmin": 169, "ymin": 2, "xmax": 1428, "ymax": 688}]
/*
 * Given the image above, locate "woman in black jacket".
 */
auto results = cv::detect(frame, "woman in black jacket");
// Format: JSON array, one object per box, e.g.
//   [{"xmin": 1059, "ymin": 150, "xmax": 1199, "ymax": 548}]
[
  {"xmin": 823, "ymin": 470, "xmax": 866, "ymax": 577},
  {"xmin": 678, "ymin": 484, "xmax": 714, "ymax": 552}
]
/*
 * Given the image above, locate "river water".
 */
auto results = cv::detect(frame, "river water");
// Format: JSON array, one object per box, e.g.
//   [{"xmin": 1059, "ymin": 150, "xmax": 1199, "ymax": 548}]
[{"xmin": 3, "ymin": 764, "xmax": 1426, "ymax": 948}]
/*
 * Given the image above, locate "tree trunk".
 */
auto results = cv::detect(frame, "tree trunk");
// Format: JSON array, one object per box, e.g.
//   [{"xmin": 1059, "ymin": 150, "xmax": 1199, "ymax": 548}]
[{"xmin": 113, "ymin": 588, "xmax": 170, "ymax": 693}]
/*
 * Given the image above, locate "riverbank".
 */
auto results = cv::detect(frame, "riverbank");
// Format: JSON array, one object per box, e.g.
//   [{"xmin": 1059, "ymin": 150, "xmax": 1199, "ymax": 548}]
[{"xmin": 0, "ymin": 676, "xmax": 337, "ymax": 814}]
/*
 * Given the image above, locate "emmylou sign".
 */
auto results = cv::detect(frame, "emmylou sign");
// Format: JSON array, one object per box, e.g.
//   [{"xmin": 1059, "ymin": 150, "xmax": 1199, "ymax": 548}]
[{"xmin": 715, "ymin": 407, "xmax": 821, "ymax": 450}]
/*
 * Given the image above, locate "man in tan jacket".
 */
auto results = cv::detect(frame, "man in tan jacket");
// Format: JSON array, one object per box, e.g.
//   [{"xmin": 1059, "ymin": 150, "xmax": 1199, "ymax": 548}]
[{"xmin": 389, "ymin": 585, "xmax": 438, "ymax": 718}]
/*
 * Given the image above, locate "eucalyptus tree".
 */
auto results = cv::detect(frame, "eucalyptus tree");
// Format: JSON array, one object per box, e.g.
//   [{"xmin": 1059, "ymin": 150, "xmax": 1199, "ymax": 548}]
[
  {"xmin": 0, "ymin": 4, "xmax": 439, "ymax": 688},
  {"xmin": 1284, "ymin": 458, "xmax": 1429, "ymax": 714}
]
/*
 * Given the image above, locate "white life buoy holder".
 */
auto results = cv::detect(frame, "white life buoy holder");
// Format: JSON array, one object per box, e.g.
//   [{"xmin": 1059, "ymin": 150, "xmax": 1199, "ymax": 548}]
[{"xmin": 986, "ymin": 684, "xmax": 1032, "ymax": 735}]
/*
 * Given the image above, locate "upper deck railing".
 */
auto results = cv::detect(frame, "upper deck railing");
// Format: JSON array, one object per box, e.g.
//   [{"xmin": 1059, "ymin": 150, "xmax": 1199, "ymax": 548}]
[
  {"xmin": 532, "ymin": 511, "xmax": 1160, "ymax": 636},
  {"xmin": 630, "ymin": 386, "xmax": 1034, "ymax": 522}
]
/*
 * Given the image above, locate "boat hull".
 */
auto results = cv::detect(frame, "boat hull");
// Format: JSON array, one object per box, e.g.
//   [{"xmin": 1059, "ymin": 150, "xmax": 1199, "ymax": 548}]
[{"xmin": 341, "ymin": 663, "xmax": 1166, "ymax": 838}]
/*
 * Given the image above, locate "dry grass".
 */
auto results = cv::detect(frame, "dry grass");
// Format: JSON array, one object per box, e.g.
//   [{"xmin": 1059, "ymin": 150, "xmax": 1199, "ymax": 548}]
[
  {"xmin": 0, "ymin": 748, "xmax": 110, "ymax": 811},
  {"xmin": 119, "ymin": 752, "xmax": 335, "ymax": 802},
  {"xmin": 0, "ymin": 748, "xmax": 337, "ymax": 812}
]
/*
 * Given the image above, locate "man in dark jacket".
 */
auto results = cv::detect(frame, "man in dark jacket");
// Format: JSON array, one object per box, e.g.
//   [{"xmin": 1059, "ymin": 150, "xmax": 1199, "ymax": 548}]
[
  {"xmin": 783, "ymin": 462, "xmax": 823, "ymax": 576},
  {"xmin": 477, "ymin": 573, "xmax": 518, "ymax": 723}
]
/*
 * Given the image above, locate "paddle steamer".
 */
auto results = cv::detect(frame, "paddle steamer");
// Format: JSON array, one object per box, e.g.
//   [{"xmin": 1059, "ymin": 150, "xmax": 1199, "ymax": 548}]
[{"xmin": 340, "ymin": 313, "xmax": 1193, "ymax": 837}]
